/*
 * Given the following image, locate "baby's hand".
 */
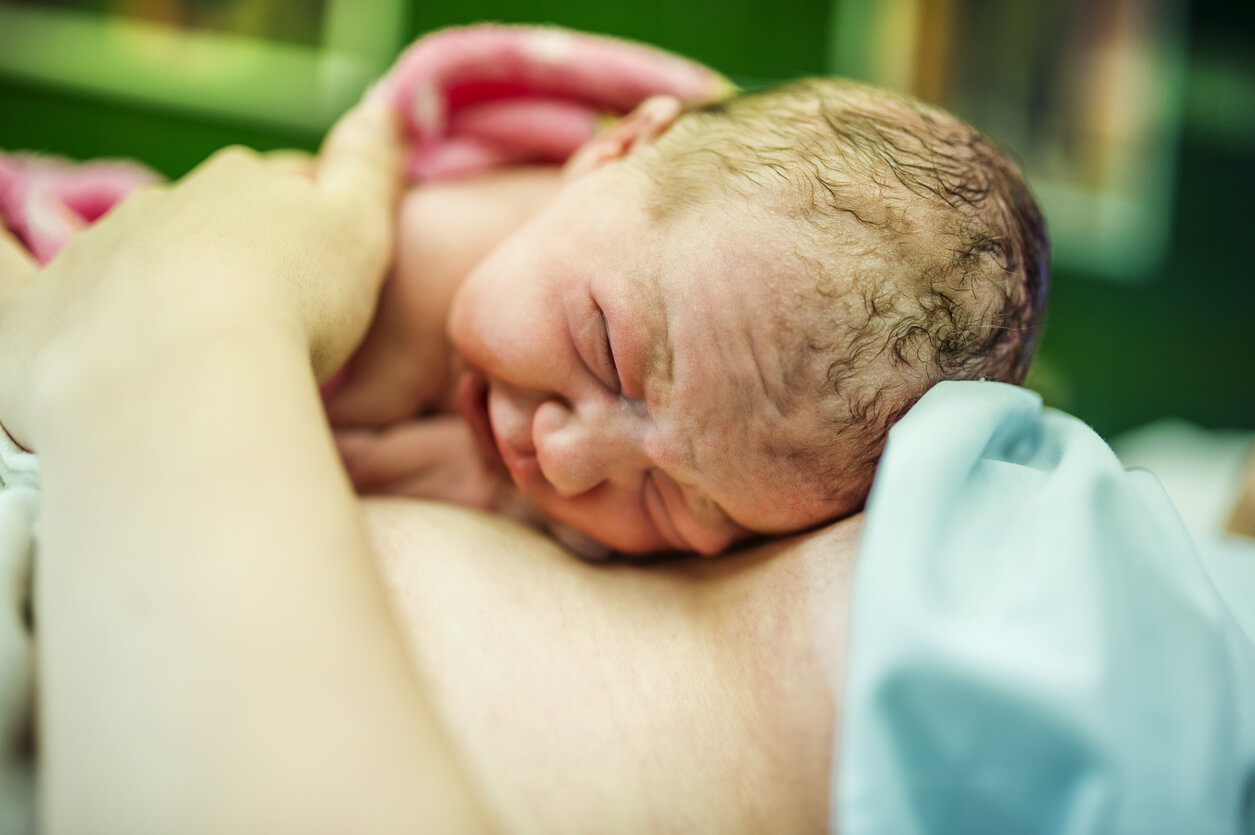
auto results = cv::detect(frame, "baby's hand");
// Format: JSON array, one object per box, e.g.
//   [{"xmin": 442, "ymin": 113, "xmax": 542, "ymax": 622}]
[
  {"xmin": 335, "ymin": 414, "xmax": 613, "ymax": 559},
  {"xmin": 322, "ymin": 188, "xmax": 455, "ymax": 426},
  {"xmin": 335, "ymin": 415, "xmax": 512, "ymax": 509}
]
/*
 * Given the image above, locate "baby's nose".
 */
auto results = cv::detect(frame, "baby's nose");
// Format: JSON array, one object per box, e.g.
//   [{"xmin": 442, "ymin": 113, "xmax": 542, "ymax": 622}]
[{"xmin": 533, "ymin": 398, "xmax": 648, "ymax": 497}]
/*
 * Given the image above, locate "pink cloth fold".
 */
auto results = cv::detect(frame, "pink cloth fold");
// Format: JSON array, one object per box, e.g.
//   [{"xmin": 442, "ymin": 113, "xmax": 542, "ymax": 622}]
[
  {"xmin": 0, "ymin": 153, "xmax": 160, "ymax": 264},
  {"xmin": 0, "ymin": 24, "xmax": 731, "ymax": 264}
]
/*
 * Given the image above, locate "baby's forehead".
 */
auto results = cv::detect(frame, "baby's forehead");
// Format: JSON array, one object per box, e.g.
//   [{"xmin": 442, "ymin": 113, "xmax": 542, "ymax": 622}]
[
  {"xmin": 716, "ymin": 283, "xmax": 904, "ymax": 512},
  {"xmin": 681, "ymin": 305, "xmax": 878, "ymax": 523},
  {"xmin": 619, "ymin": 163, "xmax": 896, "ymax": 494},
  {"xmin": 644, "ymin": 199, "xmax": 874, "ymax": 407}
]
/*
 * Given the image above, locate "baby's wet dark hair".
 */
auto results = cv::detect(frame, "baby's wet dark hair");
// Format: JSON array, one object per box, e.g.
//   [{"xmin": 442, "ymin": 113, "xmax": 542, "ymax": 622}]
[{"xmin": 635, "ymin": 77, "xmax": 1050, "ymax": 515}]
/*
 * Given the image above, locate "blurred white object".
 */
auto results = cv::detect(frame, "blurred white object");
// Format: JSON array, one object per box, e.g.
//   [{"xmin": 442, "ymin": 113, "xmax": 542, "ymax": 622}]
[{"xmin": 1110, "ymin": 418, "xmax": 1253, "ymax": 536}]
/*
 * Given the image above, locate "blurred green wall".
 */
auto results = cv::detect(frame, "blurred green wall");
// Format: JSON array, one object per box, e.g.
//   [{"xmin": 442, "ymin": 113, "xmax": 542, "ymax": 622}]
[
  {"xmin": 1035, "ymin": 0, "xmax": 1255, "ymax": 437},
  {"xmin": 1, "ymin": 0, "xmax": 1250, "ymax": 438},
  {"xmin": 0, "ymin": 0, "xmax": 838, "ymax": 174}
]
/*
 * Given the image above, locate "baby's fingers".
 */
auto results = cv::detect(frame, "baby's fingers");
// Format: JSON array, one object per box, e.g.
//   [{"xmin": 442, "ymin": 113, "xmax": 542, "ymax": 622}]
[
  {"xmin": 334, "ymin": 417, "xmax": 503, "ymax": 508},
  {"xmin": 334, "ymin": 420, "xmax": 452, "ymax": 491}
]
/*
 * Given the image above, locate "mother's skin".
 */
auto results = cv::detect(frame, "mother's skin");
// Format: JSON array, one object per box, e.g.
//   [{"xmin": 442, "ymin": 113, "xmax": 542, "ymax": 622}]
[
  {"xmin": 364, "ymin": 498, "xmax": 858, "ymax": 834},
  {"xmin": 4, "ymin": 105, "xmax": 859, "ymax": 832}
]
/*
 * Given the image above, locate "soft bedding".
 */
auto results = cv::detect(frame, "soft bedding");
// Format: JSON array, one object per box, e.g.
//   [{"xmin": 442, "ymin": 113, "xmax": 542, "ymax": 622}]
[{"xmin": 838, "ymin": 380, "xmax": 1255, "ymax": 834}]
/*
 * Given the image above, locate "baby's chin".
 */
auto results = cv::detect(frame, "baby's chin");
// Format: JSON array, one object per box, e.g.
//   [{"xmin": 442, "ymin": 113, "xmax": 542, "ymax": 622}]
[
  {"xmin": 489, "ymin": 484, "xmax": 615, "ymax": 561},
  {"xmin": 543, "ymin": 521, "xmax": 614, "ymax": 561}
]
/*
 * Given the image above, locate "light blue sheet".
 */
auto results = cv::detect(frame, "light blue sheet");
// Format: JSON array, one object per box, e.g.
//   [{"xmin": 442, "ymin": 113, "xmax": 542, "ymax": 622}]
[{"xmin": 835, "ymin": 380, "xmax": 1255, "ymax": 835}]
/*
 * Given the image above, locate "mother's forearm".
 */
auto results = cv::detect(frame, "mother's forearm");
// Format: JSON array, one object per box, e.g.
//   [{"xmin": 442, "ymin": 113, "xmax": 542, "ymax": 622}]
[{"xmin": 32, "ymin": 326, "xmax": 490, "ymax": 833}]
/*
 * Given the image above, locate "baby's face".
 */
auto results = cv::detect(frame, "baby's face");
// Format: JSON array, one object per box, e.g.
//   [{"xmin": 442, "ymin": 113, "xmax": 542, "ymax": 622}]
[{"xmin": 448, "ymin": 162, "xmax": 855, "ymax": 554}]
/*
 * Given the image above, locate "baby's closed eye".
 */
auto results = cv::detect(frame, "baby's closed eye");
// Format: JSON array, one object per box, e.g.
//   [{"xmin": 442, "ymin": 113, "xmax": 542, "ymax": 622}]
[{"xmin": 592, "ymin": 307, "xmax": 621, "ymax": 393}]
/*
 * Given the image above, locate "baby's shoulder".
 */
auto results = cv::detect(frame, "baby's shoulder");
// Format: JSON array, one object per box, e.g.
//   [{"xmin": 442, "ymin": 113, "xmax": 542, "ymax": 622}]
[{"xmin": 398, "ymin": 166, "xmax": 564, "ymax": 248}]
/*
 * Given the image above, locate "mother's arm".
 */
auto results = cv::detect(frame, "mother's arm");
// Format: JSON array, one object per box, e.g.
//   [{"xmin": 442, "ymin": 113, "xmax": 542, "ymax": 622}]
[{"xmin": 4, "ymin": 106, "xmax": 494, "ymax": 833}]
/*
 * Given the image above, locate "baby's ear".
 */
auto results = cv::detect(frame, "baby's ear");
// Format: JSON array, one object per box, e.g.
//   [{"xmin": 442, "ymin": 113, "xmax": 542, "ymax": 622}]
[{"xmin": 563, "ymin": 95, "xmax": 683, "ymax": 180}]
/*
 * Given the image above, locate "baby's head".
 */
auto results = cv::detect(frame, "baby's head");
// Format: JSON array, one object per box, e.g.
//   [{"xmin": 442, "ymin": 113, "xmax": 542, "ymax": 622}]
[{"xmin": 449, "ymin": 77, "xmax": 1049, "ymax": 555}]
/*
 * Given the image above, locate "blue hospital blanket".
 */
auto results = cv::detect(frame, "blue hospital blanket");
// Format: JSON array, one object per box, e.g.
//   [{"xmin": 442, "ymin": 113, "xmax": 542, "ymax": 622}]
[{"xmin": 835, "ymin": 380, "xmax": 1255, "ymax": 835}]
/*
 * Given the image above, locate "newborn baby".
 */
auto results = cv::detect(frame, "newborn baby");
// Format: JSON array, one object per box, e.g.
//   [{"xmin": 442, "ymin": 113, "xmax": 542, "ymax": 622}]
[{"xmin": 327, "ymin": 77, "xmax": 1050, "ymax": 557}]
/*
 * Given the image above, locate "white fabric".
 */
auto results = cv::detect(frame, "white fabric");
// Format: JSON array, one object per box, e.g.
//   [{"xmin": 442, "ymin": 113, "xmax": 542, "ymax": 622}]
[
  {"xmin": 1111, "ymin": 418, "xmax": 1253, "ymax": 537},
  {"xmin": 0, "ymin": 428, "xmax": 37, "ymax": 835}
]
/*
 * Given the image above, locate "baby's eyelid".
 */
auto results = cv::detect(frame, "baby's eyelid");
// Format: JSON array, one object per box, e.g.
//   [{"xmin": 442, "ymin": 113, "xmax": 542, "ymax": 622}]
[{"xmin": 595, "ymin": 309, "xmax": 622, "ymax": 393}]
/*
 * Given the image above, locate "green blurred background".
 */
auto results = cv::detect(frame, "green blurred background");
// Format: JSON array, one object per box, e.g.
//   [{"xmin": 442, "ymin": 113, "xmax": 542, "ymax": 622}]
[{"xmin": 0, "ymin": 0, "xmax": 1250, "ymax": 440}]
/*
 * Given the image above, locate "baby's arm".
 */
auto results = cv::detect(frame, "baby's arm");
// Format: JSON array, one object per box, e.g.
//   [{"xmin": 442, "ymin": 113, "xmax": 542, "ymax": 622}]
[{"xmin": 324, "ymin": 166, "xmax": 561, "ymax": 424}]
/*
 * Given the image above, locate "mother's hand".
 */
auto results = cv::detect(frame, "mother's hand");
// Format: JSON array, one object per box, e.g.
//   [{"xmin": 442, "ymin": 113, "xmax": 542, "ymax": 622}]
[
  {"xmin": 0, "ymin": 101, "xmax": 405, "ymax": 450},
  {"xmin": 6, "ymin": 103, "xmax": 495, "ymax": 833}
]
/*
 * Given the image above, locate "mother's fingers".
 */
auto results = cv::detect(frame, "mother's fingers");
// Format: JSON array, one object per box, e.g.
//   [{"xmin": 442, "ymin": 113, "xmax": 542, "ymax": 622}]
[
  {"xmin": 262, "ymin": 149, "xmax": 316, "ymax": 179},
  {"xmin": 0, "ymin": 217, "xmax": 36, "ymax": 295},
  {"xmin": 317, "ymin": 102, "xmax": 407, "ymax": 234}
]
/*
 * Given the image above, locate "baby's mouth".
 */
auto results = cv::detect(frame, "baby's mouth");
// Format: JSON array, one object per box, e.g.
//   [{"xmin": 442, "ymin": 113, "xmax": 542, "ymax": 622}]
[{"xmin": 457, "ymin": 369, "xmax": 505, "ymax": 471}]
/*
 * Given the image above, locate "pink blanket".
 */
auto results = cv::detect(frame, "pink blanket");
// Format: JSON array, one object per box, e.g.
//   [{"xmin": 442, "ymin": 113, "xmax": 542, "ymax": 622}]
[{"xmin": 0, "ymin": 24, "xmax": 730, "ymax": 264}]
